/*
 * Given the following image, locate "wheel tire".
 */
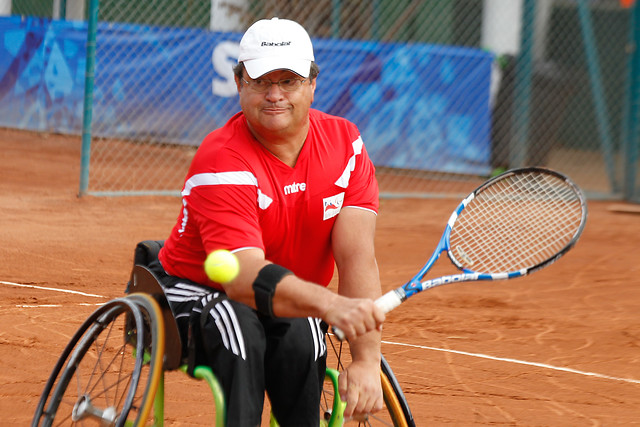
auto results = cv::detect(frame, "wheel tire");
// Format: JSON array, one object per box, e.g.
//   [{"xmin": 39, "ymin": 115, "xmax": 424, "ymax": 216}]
[{"xmin": 32, "ymin": 294, "xmax": 164, "ymax": 427}]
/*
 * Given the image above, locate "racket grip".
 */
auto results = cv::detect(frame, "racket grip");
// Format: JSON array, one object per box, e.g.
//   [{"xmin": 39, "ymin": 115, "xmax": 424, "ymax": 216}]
[
  {"xmin": 332, "ymin": 325, "xmax": 347, "ymax": 341},
  {"xmin": 375, "ymin": 289, "xmax": 404, "ymax": 314},
  {"xmin": 331, "ymin": 290, "xmax": 404, "ymax": 341}
]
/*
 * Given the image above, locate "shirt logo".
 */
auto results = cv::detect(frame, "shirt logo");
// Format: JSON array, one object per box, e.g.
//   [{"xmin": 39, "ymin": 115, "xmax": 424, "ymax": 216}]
[
  {"xmin": 283, "ymin": 182, "xmax": 306, "ymax": 195},
  {"xmin": 323, "ymin": 193, "xmax": 344, "ymax": 220}
]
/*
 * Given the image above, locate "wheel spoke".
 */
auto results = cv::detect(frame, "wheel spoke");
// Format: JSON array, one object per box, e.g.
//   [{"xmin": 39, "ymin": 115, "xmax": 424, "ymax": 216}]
[{"xmin": 33, "ymin": 296, "xmax": 164, "ymax": 427}]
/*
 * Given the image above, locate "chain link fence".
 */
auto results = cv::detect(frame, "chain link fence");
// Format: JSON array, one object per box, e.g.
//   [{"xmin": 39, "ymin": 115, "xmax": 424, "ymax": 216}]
[{"xmin": 3, "ymin": 0, "xmax": 639, "ymax": 200}]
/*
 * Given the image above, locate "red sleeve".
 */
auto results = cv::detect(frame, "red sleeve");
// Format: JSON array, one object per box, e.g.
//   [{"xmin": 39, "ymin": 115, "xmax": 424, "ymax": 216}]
[{"xmin": 189, "ymin": 180, "xmax": 264, "ymax": 253}]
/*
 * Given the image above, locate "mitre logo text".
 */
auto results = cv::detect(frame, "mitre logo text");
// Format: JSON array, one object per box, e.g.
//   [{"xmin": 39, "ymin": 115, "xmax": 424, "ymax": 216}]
[
  {"xmin": 283, "ymin": 182, "xmax": 306, "ymax": 195},
  {"xmin": 261, "ymin": 41, "xmax": 292, "ymax": 47}
]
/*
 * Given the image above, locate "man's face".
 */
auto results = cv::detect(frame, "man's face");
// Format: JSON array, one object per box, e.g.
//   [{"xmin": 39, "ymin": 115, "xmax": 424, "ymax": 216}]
[{"xmin": 236, "ymin": 68, "xmax": 316, "ymax": 140}]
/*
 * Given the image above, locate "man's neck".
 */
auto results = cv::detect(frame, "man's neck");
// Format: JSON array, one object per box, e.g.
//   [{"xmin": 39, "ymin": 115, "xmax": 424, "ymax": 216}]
[{"xmin": 247, "ymin": 122, "xmax": 309, "ymax": 168}]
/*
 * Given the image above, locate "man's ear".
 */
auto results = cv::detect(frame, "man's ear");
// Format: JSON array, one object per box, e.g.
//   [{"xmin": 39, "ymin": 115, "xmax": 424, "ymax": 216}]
[{"xmin": 309, "ymin": 78, "xmax": 317, "ymax": 104}]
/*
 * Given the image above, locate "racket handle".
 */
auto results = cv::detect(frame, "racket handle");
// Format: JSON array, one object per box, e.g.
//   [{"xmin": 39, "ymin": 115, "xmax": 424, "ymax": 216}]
[
  {"xmin": 375, "ymin": 289, "xmax": 404, "ymax": 313},
  {"xmin": 332, "ymin": 326, "xmax": 347, "ymax": 341},
  {"xmin": 331, "ymin": 290, "xmax": 404, "ymax": 341}
]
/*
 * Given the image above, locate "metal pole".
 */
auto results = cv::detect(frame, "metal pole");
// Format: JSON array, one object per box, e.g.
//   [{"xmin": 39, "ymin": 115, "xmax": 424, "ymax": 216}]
[
  {"xmin": 576, "ymin": 0, "xmax": 618, "ymax": 193},
  {"xmin": 623, "ymin": 2, "xmax": 640, "ymax": 200},
  {"xmin": 78, "ymin": 0, "xmax": 99, "ymax": 197},
  {"xmin": 511, "ymin": 0, "xmax": 534, "ymax": 168},
  {"xmin": 332, "ymin": 0, "xmax": 341, "ymax": 38}
]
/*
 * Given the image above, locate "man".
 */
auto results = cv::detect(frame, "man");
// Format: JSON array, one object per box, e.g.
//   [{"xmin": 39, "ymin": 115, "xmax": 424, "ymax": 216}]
[{"xmin": 155, "ymin": 17, "xmax": 384, "ymax": 426}]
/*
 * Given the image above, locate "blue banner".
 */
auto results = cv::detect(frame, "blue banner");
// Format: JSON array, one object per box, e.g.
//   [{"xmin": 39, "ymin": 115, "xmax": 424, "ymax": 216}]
[
  {"xmin": 0, "ymin": 17, "xmax": 88, "ymax": 133},
  {"xmin": 0, "ymin": 16, "xmax": 493, "ymax": 175}
]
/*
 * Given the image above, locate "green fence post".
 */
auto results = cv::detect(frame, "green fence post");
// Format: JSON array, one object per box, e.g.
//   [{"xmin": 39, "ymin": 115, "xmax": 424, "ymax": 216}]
[
  {"xmin": 78, "ymin": 0, "xmax": 99, "ymax": 197},
  {"xmin": 623, "ymin": 2, "xmax": 640, "ymax": 201},
  {"xmin": 372, "ymin": 0, "xmax": 380, "ymax": 40},
  {"xmin": 332, "ymin": 0, "xmax": 341, "ymax": 38},
  {"xmin": 59, "ymin": 0, "xmax": 67, "ymax": 20},
  {"xmin": 576, "ymin": 0, "xmax": 618, "ymax": 193},
  {"xmin": 511, "ymin": 0, "xmax": 535, "ymax": 169}
]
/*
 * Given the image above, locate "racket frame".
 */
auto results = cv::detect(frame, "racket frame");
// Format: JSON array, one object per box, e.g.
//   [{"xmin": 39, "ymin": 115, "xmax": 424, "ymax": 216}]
[{"xmin": 376, "ymin": 167, "xmax": 587, "ymax": 314}]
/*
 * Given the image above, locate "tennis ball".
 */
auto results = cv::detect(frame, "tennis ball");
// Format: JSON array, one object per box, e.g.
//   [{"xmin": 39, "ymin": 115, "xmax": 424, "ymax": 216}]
[{"xmin": 204, "ymin": 250, "xmax": 240, "ymax": 283}]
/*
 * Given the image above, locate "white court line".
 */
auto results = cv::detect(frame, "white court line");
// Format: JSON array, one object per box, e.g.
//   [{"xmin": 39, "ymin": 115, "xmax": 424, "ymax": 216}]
[
  {"xmin": 4, "ymin": 280, "xmax": 638, "ymax": 386},
  {"xmin": 382, "ymin": 340, "xmax": 640, "ymax": 385},
  {"xmin": 0, "ymin": 280, "xmax": 107, "ymax": 298},
  {"xmin": 16, "ymin": 303, "xmax": 104, "ymax": 307}
]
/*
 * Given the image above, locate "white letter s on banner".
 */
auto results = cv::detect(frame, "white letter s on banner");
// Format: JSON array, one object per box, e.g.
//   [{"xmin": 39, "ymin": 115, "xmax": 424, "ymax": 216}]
[{"xmin": 212, "ymin": 41, "xmax": 240, "ymax": 97}]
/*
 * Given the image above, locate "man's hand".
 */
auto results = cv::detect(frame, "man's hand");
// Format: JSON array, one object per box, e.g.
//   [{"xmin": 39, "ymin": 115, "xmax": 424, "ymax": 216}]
[
  {"xmin": 338, "ymin": 359, "xmax": 384, "ymax": 419},
  {"xmin": 323, "ymin": 295, "xmax": 385, "ymax": 341}
]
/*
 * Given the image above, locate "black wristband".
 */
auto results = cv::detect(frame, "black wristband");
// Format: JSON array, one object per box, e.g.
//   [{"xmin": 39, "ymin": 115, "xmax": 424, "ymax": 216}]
[{"xmin": 252, "ymin": 264, "xmax": 292, "ymax": 317}]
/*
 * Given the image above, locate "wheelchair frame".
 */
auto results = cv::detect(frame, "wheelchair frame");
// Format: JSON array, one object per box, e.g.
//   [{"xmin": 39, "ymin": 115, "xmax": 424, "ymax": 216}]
[{"xmin": 32, "ymin": 264, "xmax": 415, "ymax": 426}]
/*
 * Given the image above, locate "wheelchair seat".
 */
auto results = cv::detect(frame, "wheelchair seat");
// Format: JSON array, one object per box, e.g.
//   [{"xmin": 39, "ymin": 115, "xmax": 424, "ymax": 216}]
[{"xmin": 126, "ymin": 241, "xmax": 183, "ymax": 371}]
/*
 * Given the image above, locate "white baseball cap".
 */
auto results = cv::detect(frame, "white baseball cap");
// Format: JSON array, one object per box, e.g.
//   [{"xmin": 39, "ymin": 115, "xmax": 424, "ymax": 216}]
[{"xmin": 238, "ymin": 17, "xmax": 315, "ymax": 79}]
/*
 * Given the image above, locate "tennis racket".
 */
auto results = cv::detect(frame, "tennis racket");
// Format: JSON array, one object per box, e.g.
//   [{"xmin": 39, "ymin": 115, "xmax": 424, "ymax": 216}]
[{"xmin": 334, "ymin": 167, "xmax": 587, "ymax": 340}]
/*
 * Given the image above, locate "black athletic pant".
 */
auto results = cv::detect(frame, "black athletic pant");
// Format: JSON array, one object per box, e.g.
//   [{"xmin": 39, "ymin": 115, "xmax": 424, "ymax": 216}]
[{"xmin": 149, "ymin": 259, "xmax": 327, "ymax": 426}]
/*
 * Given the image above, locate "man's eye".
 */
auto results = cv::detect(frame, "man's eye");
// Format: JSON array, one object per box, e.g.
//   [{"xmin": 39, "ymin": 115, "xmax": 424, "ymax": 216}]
[{"xmin": 254, "ymin": 80, "xmax": 268, "ymax": 87}]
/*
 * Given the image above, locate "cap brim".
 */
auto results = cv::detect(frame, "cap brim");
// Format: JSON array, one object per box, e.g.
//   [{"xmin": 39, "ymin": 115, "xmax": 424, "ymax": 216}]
[{"xmin": 243, "ymin": 57, "xmax": 311, "ymax": 79}]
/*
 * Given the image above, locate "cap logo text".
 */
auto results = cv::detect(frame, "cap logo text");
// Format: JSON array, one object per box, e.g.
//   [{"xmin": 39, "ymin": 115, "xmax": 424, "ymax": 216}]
[{"xmin": 261, "ymin": 41, "xmax": 292, "ymax": 47}]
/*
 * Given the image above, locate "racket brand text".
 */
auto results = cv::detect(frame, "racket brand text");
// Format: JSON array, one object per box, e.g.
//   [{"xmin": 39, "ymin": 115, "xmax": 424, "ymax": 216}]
[{"xmin": 405, "ymin": 273, "xmax": 480, "ymax": 296}]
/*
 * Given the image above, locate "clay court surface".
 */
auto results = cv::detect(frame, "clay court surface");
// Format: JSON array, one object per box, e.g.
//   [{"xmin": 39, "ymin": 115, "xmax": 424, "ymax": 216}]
[{"xmin": 1, "ymin": 127, "xmax": 639, "ymax": 425}]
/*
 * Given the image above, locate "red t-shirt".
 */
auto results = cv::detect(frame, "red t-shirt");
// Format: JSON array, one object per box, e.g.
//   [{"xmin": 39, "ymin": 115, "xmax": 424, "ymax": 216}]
[{"xmin": 159, "ymin": 109, "xmax": 379, "ymax": 290}]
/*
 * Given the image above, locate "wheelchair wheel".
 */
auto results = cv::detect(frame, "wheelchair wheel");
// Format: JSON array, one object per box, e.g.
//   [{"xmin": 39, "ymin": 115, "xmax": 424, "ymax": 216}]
[
  {"xmin": 321, "ymin": 334, "xmax": 415, "ymax": 427},
  {"xmin": 32, "ymin": 294, "xmax": 164, "ymax": 427}
]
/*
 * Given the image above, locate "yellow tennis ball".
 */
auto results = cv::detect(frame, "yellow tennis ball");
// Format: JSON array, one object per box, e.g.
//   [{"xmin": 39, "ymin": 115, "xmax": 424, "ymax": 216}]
[{"xmin": 204, "ymin": 250, "xmax": 239, "ymax": 283}]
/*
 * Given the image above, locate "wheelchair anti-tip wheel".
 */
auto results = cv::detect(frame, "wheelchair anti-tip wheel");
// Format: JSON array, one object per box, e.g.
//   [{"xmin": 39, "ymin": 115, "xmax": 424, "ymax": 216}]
[{"xmin": 32, "ymin": 293, "xmax": 164, "ymax": 427}]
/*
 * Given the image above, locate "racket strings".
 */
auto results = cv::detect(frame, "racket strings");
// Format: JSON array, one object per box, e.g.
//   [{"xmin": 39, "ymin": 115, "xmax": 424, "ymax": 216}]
[
  {"xmin": 477, "ymin": 181, "xmax": 580, "ymax": 268},
  {"xmin": 449, "ymin": 172, "xmax": 585, "ymax": 273}
]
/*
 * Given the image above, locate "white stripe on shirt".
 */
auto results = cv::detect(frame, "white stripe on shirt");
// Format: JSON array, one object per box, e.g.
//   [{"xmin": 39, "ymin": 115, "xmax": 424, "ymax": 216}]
[
  {"xmin": 182, "ymin": 171, "xmax": 258, "ymax": 196},
  {"xmin": 335, "ymin": 136, "xmax": 364, "ymax": 188},
  {"xmin": 180, "ymin": 171, "xmax": 273, "ymax": 210}
]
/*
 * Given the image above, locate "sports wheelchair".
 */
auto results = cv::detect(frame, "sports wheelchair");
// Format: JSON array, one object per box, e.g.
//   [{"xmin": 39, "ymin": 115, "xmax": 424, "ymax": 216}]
[{"xmin": 32, "ymin": 240, "xmax": 414, "ymax": 426}]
